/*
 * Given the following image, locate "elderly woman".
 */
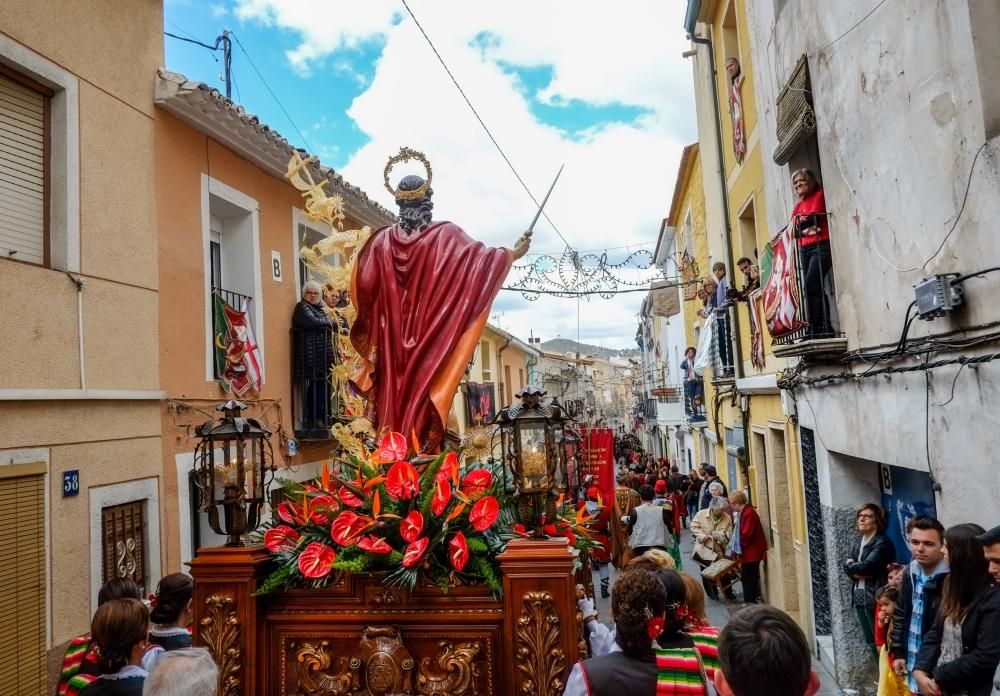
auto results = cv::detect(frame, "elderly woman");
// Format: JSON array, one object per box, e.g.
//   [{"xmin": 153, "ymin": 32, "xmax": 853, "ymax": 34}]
[
  {"xmin": 727, "ymin": 490, "xmax": 768, "ymax": 603},
  {"xmin": 842, "ymin": 503, "xmax": 895, "ymax": 655},
  {"xmin": 292, "ymin": 281, "xmax": 335, "ymax": 431},
  {"xmin": 691, "ymin": 493, "xmax": 734, "ymax": 600},
  {"xmin": 790, "ymin": 168, "xmax": 833, "ymax": 337}
]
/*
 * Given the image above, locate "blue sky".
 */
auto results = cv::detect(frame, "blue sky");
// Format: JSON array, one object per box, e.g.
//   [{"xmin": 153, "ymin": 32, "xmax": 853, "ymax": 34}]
[{"xmin": 162, "ymin": 0, "xmax": 696, "ymax": 347}]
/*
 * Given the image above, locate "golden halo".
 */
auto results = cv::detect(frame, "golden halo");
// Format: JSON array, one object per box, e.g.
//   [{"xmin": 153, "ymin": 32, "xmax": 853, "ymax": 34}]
[{"xmin": 383, "ymin": 146, "xmax": 433, "ymax": 201}]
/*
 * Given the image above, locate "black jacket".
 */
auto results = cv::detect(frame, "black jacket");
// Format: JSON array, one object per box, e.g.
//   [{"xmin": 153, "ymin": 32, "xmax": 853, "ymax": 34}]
[
  {"xmin": 842, "ymin": 533, "xmax": 896, "ymax": 608},
  {"xmin": 292, "ymin": 300, "xmax": 334, "ymax": 379},
  {"xmin": 890, "ymin": 562, "xmax": 950, "ymax": 661},
  {"xmin": 915, "ymin": 584, "xmax": 1000, "ymax": 696}
]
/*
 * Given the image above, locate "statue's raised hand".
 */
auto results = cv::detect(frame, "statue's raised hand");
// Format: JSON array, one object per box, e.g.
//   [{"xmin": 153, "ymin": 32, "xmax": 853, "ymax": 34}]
[{"xmin": 512, "ymin": 230, "xmax": 532, "ymax": 260}]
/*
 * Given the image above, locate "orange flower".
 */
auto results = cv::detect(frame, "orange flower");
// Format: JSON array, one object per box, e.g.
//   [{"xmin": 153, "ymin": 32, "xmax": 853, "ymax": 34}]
[
  {"xmin": 402, "ymin": 537, "xmax": 430, "ymax": 568},
  {"xmin": 436, "ymin": 451, "xmax": 460, "ymax": 486},
  {"xmin": 400, "ymin": 510, "xmax": 424, "ymax": 543},
  {"xmin": 469, "ymin": 496, "xmax": 499, "ymax": 532},
  {"xmin": 385, "ymin": 461, "xmax": 420, "ymax": 501},
  {"xmin": 460, "ymin": 469, "xmax": 493, "ymax": 500},
  {"xmin": 431, "ymin": 479, "xmax": 452, "ymax": 517},
  {"xmin": 298, "ymin": 542, "xmax": 335, "ymax": 579},
  {"xmin": 449, "ymin": 531, "xmax": 469, "ymax": 572},
  {"xmin": 263, "ymin": 525, "xmax": 300, "ymax": 554}
]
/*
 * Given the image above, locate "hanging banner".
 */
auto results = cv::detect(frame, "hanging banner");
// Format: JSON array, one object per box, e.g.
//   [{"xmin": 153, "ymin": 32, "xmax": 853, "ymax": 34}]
[
  {"xmin": 465, "ymin": 381, "xmax": 496, "ymax": 426},
  {"xmin": 760, "ymin": 228, "xmax": 807, "ymax": 338},
  {"xmin": 578, "ymin": 427, "xmax": 615, "ymax": 506},
  {"xmin": 213, "ymin": 295, "xmax": 262, "ymax": 396},
  {"xmin": 747, "ymin": 290, "xmax": 766, "ymax": 369}
]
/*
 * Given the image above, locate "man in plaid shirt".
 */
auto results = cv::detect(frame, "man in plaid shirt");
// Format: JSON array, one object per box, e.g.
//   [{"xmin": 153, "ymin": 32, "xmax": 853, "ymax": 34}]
[{"xmin": 891, "ymin": 516, "xmax": 949, "ymax": 692}]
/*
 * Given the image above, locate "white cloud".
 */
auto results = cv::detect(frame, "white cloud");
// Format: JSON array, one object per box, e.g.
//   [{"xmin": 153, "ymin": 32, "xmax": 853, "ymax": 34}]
[{"xmin": 234, "ymin": 0, "xmax": 695, "ymax": 348}]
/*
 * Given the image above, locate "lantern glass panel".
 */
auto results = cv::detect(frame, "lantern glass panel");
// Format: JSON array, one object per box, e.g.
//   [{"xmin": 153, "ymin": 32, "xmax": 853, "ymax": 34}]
[{"xmin": 518, "ymin": 421, "xmax": 549, "ymax": 489}]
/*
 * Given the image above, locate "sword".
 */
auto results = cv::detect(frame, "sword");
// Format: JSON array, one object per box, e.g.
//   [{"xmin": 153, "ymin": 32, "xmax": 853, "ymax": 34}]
[{"xmin": 528, "ymin": 164, "xmax": 565, "ymax": 232}]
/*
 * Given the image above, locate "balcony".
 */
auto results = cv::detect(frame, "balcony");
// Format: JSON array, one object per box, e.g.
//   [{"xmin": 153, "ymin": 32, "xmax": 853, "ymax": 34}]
[
  {"xmin": 682, "ymin": 379, "xmax": 707, "ymax": 427},
  {"xmin": 710, "ymin": 305, "xmax": 736, "ymax": 386},
  {"xmin": 290, "ymin": 325, "xmax": 338, "ymax": 441}
]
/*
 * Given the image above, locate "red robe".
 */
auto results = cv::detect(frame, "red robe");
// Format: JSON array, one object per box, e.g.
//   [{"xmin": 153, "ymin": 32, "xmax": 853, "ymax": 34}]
[{"xmin": 351, "ymin": 221, "xmax": 511, "ymax": 449}]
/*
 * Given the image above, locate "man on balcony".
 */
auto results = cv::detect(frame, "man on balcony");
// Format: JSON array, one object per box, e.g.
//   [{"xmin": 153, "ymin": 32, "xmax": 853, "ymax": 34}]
[{"xmin": 713, "ymin": 263, "xmax": 735, "ymax": 377}]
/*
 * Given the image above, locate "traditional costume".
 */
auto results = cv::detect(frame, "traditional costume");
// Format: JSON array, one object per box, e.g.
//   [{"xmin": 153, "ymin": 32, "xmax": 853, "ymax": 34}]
[
  {"xmin": 584, "ymin": 487, "xmax": 613, "ymax": 598},
  {"xmin": 77, "ymin": 665, "xmax": 146, "ymax": 696},
  {"xmin": 58, "ymin": 634, "xmax": 100, "ymax": 696},
  {"xmin": 140, "ymin": 626, "xmax": 193, "ymax": 672}
]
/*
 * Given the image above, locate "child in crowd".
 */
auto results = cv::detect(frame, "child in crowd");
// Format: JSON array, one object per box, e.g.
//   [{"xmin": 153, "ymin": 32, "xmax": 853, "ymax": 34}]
[
  {"xmin": 79, "ymin": 598, "xmax": 150, "ymax": 696},
  {"xmin": 874, "ymin": 584, "xmax": 899, "ymax": 651},
  {"xmin": 141, "ymin": 573, "xmax": 194, "ymax": 672}
]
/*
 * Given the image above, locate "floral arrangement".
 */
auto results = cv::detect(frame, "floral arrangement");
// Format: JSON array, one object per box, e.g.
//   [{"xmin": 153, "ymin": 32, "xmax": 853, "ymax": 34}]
[{"xmin": 254, "ymin": 432, "xmax": 511, "ymax": 595}]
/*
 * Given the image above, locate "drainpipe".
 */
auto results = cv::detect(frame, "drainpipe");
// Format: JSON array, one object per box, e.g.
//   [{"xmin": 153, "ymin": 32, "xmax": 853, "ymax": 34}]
[
  {"xmin": 67, "ymin": 273, "xmax": 87, "ymax": 389},
  {"xmin": 686, "ymin": 33, "xmax": 745, "ymax": 380}
]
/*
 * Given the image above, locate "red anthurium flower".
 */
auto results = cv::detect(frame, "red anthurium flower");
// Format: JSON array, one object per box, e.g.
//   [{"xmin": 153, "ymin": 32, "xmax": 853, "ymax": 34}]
[
  {"xmin": 376, "ymin": 431, "xmax": 409, "ymax": 463},
  {"xmin": 559, "ymin": 524, "xmax": 577, "ymax": 546},
  {"xmin": 385, "ymin": 461, "xmax": 420, "ymax": 501},
  {"xmin": 431, "ymin": 479, "xmax": 452, "ymax": 517},
  {"xmin": 400, "ymin": 510, "xmax": 424, "ymax": 542},
  {"xmin": 436, "ymin": 451, "xmax": 460, "ymax": 485},
  {"xmin": 542, "ymin": 524, "xmax": 557, "ymax": 537},
  {"xmin": 469, "ymin": 496, "xmax": 499, "ymax": 532},
  {"xmin": 263, "ymin": 525, "xmax": 300, "ymax": 554},
  {"xmin": 461, "ymin": 469, "xmax": 493, "ymax": 500},
  {"xmin": 449, "ymin": 531, "xmax": 469, "ymax": 572},
  {"xmin": 511, "ymin": 523, "xmax": 530, "ymax": 538},
  {"xmin": 297, "ymin": 542, "xmax": 336, "ymax": 579},
  {"xmin": 337, "ymin": 486, "xmax": 364, "ymax": 509},
  {"xmin": 402, "ymin": 537, "xmax": 430, "ymax": 568},
  {"xmin": 357, "ymin": 535, "xmax": 393, "ymax": 555},
  {"xmin": 330, "ymin": 511, "xmax": 369, "ymax": 546},
  {"xmin": 309, "ymin": 494, "xmax": 338, "ymax": 524},
  {"xmin": 277, "ymin": 501, "xmax": 301, "ymax": 525}
]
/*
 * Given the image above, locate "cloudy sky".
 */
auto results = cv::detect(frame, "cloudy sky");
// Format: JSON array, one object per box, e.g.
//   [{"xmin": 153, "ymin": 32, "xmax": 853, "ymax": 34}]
[{"xmin": 164, "ymin": 0, "xmax": 696, "ymax": 348}]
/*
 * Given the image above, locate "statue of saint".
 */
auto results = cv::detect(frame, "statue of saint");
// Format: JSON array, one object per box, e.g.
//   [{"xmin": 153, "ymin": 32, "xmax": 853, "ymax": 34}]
[{"xmin": 350, "ymin": 150, "xmax": 531, "ymax": 451}]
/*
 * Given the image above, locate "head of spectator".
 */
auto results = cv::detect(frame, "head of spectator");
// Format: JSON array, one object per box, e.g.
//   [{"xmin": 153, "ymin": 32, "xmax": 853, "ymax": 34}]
[
  {"xmin": 689, "ymin": 469, "xmax": 700, "ymax": 484},
  {"xmin": 654, "ymin": 479, "xmax": 668, "ymax": 497},
  {"xmin": 715, "ymin": 605, "xmax": 820, "ymax": 696},
  {"xmin": 91, "ymin": 598, "xmax": 150, "ymax": 674},
  {"xmin": 940, "ymin": 523, "xmax": 989, "ymax": 624},
  {"xmin": 708, "ymin": 481, "xmax": 725, "ymax": 499},
  {"xmin": 712, "ymin": 262, "xmax": 727, "ymax": 281},
  {"xmin": 643, "ymin": 549, "xmax": 677, "ymax": 571},
  {"xmin": 729, "ymin": 489, "xmax": 748, "ymax": 511},
  {"xmin": 679, "ymin": 571, "xmax": 709, "ymax": 629},
  {"xmin": 724, "ymin": 56, "xmax": 741, "ymax": 81},
  {"xmin": 886, "ymin": 562, "xmax": 906, "ymax": 587},
  {"xmin": 855, "ymin": 503, "xmax": 886, "ymax": 537},
  {"xmin": 876, "ymin": 583, "xmax": 900, "ymax": 618},
  {"xmin": 906, "ymin": 515, "xmax": 946, "ymax": 571},
  {"xmin": 300, "ymin": 280, "xmax": 323, "ymax": 307},
  {"xmin": 704, "ymin": 464, "xmax": 718, "ymax": 480},
  {"xmin": 685, "ymin": 346, "xmax": 696, "ymax": 361},
  {"xmin": 736, "ymin": 257, "xmax": 759, "ymax": 281},
  {"xmin": 670, "ymin": 464, "xmax": 679, "ymax": 474},
  {"xmin": 709, "ymin": 495, "xmax": 730, "ymax": 518},
  {"xmin": 98, "ymin": 578, "xmax": 143, "ymax": 606},
  {"xmin": 977, "ymin": 525, "xmax": 1000, "ymax": 584},
  {"xmin": 626, "ymin": 555, "xmax": 664, "ymax": 574},
  {"xmin": 703, "ymin": 278, "xmax": 718, "ymax": 296},
  {"xmin": 611, "ymin": 569, "xmax": 668, "ymax": 659},
  {"xmin": 638, "ymin": 484, "xmax": 655, "ymax": 503},
  {"xmin": 652, "ymin": 569, "xmax": 690, "ymax": 638},
  {"xmin": 150, "ymin": 573, "xmax": 194, "ymax": 628},
  {"xmin": 791, "ymin": 168, "xmax": 820, "ymax": 201},
  {"xmin": 615, "ymin": 467, "xmax": 629, "ymax": 485},
  {"xmin": 142, "ymin": 647, "xmax": 219, "ymax": 696}
]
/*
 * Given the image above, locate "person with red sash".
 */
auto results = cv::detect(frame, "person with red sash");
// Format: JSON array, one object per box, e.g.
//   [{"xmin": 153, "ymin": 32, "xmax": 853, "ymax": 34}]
[{"xmin": 583, "ymin": 486, "xmax": 613, "ymax": 598}]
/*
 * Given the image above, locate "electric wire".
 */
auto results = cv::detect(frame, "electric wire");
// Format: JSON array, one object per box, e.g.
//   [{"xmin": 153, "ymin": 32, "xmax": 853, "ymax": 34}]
[
  {"xmin": 229, "ymin": 32, "xmax": 314, "ymax": 153},
  {"xmin": 810, "ymin": 0, "xmax": 888, "ymax": 56},
  {"xmin": 164, "ymin": 31, "xmax": 220, "ymax": 51},
  {"xmin": 397, "ymin": 0, "xmax": 572, "ymax": 251}
]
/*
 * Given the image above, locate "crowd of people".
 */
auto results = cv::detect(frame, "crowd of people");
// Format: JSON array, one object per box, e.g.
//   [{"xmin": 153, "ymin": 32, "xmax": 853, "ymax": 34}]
[
  {"xmin": 843, "ymin": 505, "xmax": 1000, "ymax": 696},
  {"xmin": 58, "ymin": 573, "xmax": 218, "ymax": 696}
]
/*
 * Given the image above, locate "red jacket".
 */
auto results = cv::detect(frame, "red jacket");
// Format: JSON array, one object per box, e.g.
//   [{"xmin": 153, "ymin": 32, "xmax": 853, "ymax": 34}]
[{"xmin": 736, "ymin": 504, "xmax": 768, "ymax": 563}]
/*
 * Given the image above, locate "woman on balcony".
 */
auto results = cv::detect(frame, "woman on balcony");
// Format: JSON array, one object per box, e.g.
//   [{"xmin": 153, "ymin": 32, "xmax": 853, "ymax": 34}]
[
  {"xmin": 293, "ymin": 281, "xmax": 335, "ymax": 432},
  {"xmin": 791, "ymin": 169, "xmax": 834, "ymax": 338}
]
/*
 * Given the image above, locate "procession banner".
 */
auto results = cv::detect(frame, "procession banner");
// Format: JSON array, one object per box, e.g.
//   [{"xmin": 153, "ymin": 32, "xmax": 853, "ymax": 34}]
[
  {"xmin": 760, "ymin": 227, "xmax": 807, "ymax": 338},
  {"xmin": 464, "ymin": 381, "xmax": 496, "ymax": 426},
  {"xmin": 578, "ymin": 427, "xmax": 615, "ymax": 505}
]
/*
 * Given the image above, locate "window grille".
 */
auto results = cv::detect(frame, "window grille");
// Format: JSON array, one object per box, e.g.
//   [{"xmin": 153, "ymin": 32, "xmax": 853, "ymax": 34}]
[{"xmin": 101, "ymin": 500, "xmax": 148, "ymax": 595}]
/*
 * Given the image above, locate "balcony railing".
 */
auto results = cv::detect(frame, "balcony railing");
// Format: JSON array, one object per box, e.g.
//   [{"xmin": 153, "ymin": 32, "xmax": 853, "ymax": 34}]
[
  {"xmin": 683, "ymin": 378, "xmax": 707, "ymax": 425},
  {"xmin": 711, "ymin": 305, "xmax": 736, "ymax": 383},
  {"xmin": 290, "ymin": 326, "xmax": 338, "ymax": 441}
]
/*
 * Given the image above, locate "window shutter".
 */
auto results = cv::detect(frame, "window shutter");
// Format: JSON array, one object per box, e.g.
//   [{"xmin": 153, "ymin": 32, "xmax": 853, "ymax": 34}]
[
  {"xmin": 0, "ymin": 468, "xmax": 47, "ymax": 695},
  {"xmin": 0, "ymin": 72, "xmax": 47, "ymax": 265},
  {"xmin": 772, "ymin": 55, "xmax": 816, "ymax": 166}
]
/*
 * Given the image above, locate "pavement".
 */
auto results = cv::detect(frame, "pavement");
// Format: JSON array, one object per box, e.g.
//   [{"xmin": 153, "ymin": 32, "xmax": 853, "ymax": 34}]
[{"xmin": 591, "ymin": 526, "xmax": 846, "ymax": 695}]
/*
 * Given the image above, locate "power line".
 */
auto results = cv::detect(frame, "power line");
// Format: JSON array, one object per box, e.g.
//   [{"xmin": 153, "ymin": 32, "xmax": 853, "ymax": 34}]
[
  {"xmin": 164, "ymin": 30, "xmax": 219, "ymax": 51},
  {"xmin": 397, "ymin": 0, "xmax": 572, "ymax": 250},
  {"xmin": 229, "ymin": 32, "xmax": 314, "ymax": 153},
  {"xmin": 810, "ymin": 0, "xmax": 887, "ymax": 56}
]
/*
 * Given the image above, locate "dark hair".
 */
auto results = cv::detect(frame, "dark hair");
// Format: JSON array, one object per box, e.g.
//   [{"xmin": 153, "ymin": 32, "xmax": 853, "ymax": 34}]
[
  {"xmin": 712, "ymin": 261, "xmax": 726, "ymax": 274},
  {"xmin": 906, "ymin": 515, "xmax": 945, "ymax": 542},
  {"xmin": 150, "ymin": 573, "xmax": 194, "ymax": 625},
  {"xmin": 719, "ymin": 605, "xmax": 811, "ymax": 696},
  {"xmin": 91, "ymin": 598, "xmax": 149, "ymax": 673},
  {"xmin": 653, "ymin": 569, "xmax": 688, "ymax": 635},
  {"xmin": 736, "ymin": 257, "xmax": 752, "ymax": 266},
  {"xmin": 612, "ymin": 569, "xmax": 666, "ymax": 658},
  {"xmin": 940, "ymin": 523, "xmax": 989, "ymax": 622},
  {"xmin": 875, "ymin": 584, "xmax": 899, "ymax": 603},
  {"xmin": 638, "ymin": 484, "xmax": 655, "ymax": 502},
  {"xmin": 685, "ymin": 346, "xmax": 696, "ymax": 357},
  {"xmin": 98, "ymin": 578, "xmax": 142, "ymax": 606},
  {"xmin": 856, "ymin": 503, "xmax": 886, "ymax": 532},
  {"xmin": 704, "ymin": 464, "xmax": 717, "ymax": 476}
]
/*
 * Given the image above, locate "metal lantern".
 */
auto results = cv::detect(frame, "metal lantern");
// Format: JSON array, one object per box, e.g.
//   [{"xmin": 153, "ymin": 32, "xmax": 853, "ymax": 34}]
[
  {"xmin": 492, "ymin": 385, "xmax": 568, "ymax": 537},
  {"xmin": 193, "ymin": 400, "xmax": 276, "ymax": 547}
]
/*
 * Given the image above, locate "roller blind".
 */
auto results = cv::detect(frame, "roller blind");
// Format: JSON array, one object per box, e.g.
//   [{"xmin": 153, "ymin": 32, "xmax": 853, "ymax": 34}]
[
  {"xmin": 0, "ymin": 71, "xmax": 47, "ymax": 266},
  {"xmin": 0, "ymin": 466, "xmax": 47, "ymax": 696}
]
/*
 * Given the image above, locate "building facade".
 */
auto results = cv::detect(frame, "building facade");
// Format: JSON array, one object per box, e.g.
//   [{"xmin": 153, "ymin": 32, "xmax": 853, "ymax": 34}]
[
  {"xmin": 744, "ymin": 0, "xmax": 1000, "ymax": 687},
  {"xmin": 0, "ymin": 0, "xmax": 164, "ymax": 686}
]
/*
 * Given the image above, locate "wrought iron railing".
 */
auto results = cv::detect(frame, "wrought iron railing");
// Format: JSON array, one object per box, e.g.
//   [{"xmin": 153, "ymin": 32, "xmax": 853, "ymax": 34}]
[
  {"xmin": 290, "ymin": 326, "xmax": 338, "ymax": 440},
  {"xmin": 711, "ymin": 305, "xmax": 737, "ymax": 379},
  {"xmin": 769, "ymin": 224, "xmax": 843, "ymax": 346},
  {"xmin": 683, "ymin": 379, "xmax": 707, "ymax": 424}
]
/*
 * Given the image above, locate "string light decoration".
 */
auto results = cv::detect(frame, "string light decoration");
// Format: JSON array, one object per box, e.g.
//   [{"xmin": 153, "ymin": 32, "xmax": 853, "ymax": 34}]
[{"xmin": 506, "ymin": 247, "xmax": 672, "ymax": 300}]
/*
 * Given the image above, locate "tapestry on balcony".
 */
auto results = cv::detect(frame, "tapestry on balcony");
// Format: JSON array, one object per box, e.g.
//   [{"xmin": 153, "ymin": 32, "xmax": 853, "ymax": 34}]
[
  {"xmin": 760, "ymin": 228, "xmax": 807, "ymax": 338},
  {"xmin": 747, "ymin": 290, "xmax": 766, "ymax": 369},
  {"xmin": 213, "ymin": 295, "xmax": 262, "ymax": 396},
  {"xmin": 464, "ymin": 381, "xmax": 496, "ymax": 426}
]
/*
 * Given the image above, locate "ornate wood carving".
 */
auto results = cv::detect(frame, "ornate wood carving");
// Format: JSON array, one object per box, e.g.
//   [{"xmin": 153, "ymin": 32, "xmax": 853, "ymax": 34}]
[
  {"xmin": 369, "ymin": 587, "xmax": 402, "ymax": 607},
  {"xmin": 359, "ymin": 626, "xmax": 415, "ymax": 695},
  {"xmin": 416, "ymin": 641, "xmax": 482, "ymax": 695},
  {"xmin": 514, "ymin": 591, "xmax": 567, "ymax": 696},
  {"xmin": 574, "ymin": 585, "xmax": 589, "ymax": 660},
  {"xmin": 201, "ymin": 594, "xmax": 242, "ymax": 696},
  {"xmin": 293, "ymin": 640, "xmax": 360, "ymax": 695}
]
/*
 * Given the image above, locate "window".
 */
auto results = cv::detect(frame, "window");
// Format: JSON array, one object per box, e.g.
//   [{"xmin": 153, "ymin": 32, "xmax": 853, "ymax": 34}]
[
  {"xmin": 721, "ymin": 1, "xmax": 740, "ymax": 68},
  {"xmin": 683, "ymin": 210, "xmax": 694, "ymax": 256},
  {"xmin": 737, "ymin": 197, "xmax": 758, "ymax": 261},
  {"xmin": 504, "ymin": 365, "xmax": 512, "ymax": 405},
  {"xmin": 0, "ymin": 67, "xmax": 52, "ymax": 266},
  {"xmin": 0, "ymin": 463, "xmax": 46, "ymax": 694},
  {"xmin": 101, "ymin": 500, "xmax": 148, "ymax": 595},
  {"xmin": 480, "ymin": 340, "xmax": 492, "ymax": 380},
  {"xmin": 968, "ymin": 0, "xmax": 1000, "ymax": 138}
]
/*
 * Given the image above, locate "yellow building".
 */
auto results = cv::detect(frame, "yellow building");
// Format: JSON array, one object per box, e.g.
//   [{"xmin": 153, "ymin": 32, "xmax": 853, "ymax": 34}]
[{"xmin": 683, "ymin": 0, "xmax": 811, "ymax": 631}]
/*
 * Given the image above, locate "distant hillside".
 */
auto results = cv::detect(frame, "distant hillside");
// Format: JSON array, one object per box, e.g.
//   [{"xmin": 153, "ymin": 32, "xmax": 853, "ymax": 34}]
[{"xmin": 539, "ymin": 338, "xmax": 639, "ymax": 360}]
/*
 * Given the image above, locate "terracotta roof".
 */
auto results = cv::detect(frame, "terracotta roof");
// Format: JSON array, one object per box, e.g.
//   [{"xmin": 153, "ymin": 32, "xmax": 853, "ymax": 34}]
[{"xmin": 154, "ymin": 69, "xmax": 395, "ymax": 229}]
